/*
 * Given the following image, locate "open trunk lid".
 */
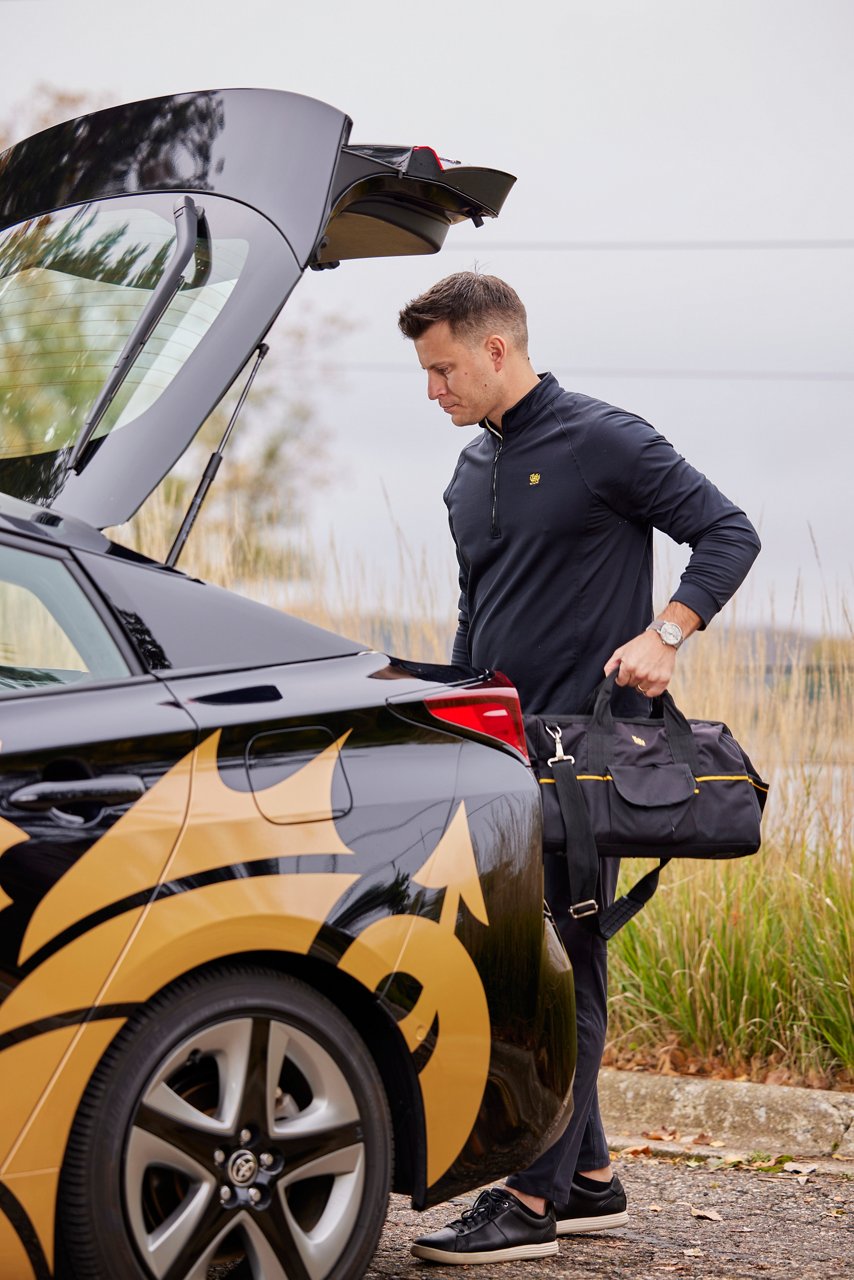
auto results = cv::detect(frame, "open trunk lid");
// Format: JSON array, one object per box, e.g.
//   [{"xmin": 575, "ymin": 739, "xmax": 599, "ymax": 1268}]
[{"xmin": 0, "ymin": 89, "xmax": 514, "ymax": 530}]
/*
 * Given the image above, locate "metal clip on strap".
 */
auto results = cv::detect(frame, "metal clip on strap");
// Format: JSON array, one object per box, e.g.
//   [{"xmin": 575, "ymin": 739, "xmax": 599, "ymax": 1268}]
[{"xmin": 546, "ymin": 724, "xmax": 575, "ymax": 768}]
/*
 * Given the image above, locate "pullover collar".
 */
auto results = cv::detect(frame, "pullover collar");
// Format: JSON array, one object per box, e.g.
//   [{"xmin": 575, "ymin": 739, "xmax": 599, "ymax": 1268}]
[{"xmin": 482, "ymin": 372, "xmax": 562, "ymax": 437}]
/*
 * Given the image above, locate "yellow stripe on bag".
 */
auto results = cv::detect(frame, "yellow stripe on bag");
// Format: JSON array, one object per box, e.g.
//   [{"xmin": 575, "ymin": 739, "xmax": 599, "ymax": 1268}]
[
  {"xmin": 539, "ymin": 775, "xmax": 612, "ymax": 784},
  {"xmin": 539, "ymin": 774, "xmax": 768, "ymax": 792},
  {"xmin": 695, "ymin": 775, "xmax": 769, "ymax": 792}
]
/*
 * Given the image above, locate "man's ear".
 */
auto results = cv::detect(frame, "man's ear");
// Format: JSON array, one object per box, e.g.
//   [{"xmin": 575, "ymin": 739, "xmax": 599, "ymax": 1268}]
[{"xmin": 485, "ymin": 334, "xmax": 507, "ymax": 371}]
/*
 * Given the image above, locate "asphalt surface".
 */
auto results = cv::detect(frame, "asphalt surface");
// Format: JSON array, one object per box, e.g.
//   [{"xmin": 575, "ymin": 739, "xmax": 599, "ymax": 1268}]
[{"xmin": 368, "ymin": 1152, "xmax": 853, "ymax": 1279}]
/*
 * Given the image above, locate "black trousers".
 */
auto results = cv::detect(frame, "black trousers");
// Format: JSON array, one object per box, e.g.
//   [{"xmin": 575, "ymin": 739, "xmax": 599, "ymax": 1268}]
[{"xmin": 505, "ymin": 852, "xmax": 620, "ymax": 1204}]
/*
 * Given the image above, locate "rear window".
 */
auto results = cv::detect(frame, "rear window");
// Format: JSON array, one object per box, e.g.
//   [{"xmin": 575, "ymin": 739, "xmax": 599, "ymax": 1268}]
[{"xmin": 0, "ymin": 194, "xmax": 248, "ymax": 460}]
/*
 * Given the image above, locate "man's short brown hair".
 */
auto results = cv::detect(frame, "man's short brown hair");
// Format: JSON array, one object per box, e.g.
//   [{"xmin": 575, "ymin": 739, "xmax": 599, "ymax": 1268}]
[{"xmin": 398, "ymin": 271, "xmax": 528, "ymax": 352}]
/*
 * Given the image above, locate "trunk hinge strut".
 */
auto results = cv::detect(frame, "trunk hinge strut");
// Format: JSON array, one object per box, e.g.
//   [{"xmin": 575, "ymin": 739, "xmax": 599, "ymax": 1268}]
[{"xmin": 165, "ymin": 342, "xmax": 269, "ymax": 568}]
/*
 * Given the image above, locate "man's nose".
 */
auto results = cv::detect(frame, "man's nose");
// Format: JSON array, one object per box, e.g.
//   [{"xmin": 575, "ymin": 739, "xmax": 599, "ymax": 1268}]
[{"xmin": 427, "ymin": 372, "xmax": 444, "ymax": 401}]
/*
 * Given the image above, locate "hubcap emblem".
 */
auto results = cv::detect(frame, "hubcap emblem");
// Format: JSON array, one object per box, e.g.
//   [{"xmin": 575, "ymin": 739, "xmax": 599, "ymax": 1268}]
[{"xmin": 227, "ymin": 1149, "xmax": 259, "ymax": 1185}]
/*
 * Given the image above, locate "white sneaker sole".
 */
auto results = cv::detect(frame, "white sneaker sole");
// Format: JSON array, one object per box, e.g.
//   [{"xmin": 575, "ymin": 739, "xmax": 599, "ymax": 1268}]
[
  {"xmin": 556, "ymin": 1209, "xmax": 629, "ymax": 1235},
  {"xmin": 411, "ymin": 1240, "xmax": 559, "ymax": 1263}
]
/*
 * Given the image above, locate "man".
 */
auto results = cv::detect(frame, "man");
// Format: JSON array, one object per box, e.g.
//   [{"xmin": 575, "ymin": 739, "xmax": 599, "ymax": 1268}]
[{"xmin": 397, "ymin": 272, "xmax": 760, "ymax": 1264}]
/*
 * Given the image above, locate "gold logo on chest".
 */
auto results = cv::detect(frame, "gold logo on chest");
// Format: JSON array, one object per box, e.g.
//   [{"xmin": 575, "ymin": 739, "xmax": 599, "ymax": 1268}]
[{"xmin": 529, "ymin": 472, "xmax": 541, "ymax": 485}]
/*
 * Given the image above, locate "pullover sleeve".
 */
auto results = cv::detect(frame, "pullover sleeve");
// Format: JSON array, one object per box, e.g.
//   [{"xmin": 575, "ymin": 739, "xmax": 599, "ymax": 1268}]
[{"xmin": 568, "ymin": 409, "xmax": 761, "ymax": 627}]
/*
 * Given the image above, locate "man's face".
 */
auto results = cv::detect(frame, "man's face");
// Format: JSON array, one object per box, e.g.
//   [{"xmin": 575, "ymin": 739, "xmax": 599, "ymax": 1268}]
[{"xmin": 413, "ymin": 320, "xmax": 501, "ymax": 427}]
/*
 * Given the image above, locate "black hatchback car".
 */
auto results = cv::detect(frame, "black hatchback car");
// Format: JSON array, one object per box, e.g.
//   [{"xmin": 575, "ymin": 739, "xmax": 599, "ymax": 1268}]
[{"xmin": 0, "ymin": 90, "xmax": 575, "ymax": 1280}]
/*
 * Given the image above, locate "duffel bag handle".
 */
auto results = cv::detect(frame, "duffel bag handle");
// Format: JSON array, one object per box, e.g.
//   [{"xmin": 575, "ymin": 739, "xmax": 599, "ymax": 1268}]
[{"xmin": 589, "ymin": 671, "xmax": 699, "ymax": 774}]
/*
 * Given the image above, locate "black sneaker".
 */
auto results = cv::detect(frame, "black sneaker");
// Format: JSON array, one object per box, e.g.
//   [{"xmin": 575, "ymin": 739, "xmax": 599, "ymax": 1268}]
[
  {"xmin": 554, "ymin": 1172, "xmax": 628, "ymax": 1235},
  {"xmin": 410, "ymin": 1187, "xmax": 558, "ymax": 1264}
]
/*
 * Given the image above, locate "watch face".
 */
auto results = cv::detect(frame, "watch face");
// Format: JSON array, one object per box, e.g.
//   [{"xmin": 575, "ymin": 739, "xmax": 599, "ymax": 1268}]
[{"xmin": 659, "ymin": 621, "xmax": 683, "ymax": 646}]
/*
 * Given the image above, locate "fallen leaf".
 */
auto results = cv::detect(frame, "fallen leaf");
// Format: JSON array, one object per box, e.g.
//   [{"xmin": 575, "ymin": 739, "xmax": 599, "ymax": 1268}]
[
  {"xmin": 683, "ymin": 1247, "xmax": 704, "ymax": 1257},
  {"xmin": 832, "ymin": 1153, "xmax": 854, "ymax": 1161},
  {"xmin": 797, "ymin": 1175, "xmax": 810, "ymax": 1186},
  {"xmin": 691, "ymin": 1132, "xmax": 712, "ymax": 1145},
  {"xmin": 690, "ymin": 1206, "xmax": 723, "ymax": 1221},
  {"xmin": 752, "ymin": 1154, "xmax": 795, "ymax": 1171},
  {"xmin": 783, "ymin": 1162, "xmax": 817, "ymax": 1175},
  {"xmin": 622, "ymin": 1144, "xmax": 652, "ymax": 1157},
  {"xmin": 709, "ymin": 1140, "xmax": 726, "ymax": 1148},
  {"xmin": 648, "ymin": 1203, "xmax": 663, "ymax": 1212}
]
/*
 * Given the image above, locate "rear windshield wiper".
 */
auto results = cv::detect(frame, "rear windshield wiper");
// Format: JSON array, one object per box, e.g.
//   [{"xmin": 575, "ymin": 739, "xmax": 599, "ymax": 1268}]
[{"xmin": 67, "ymin": 195, "xmax": 205, "ymax": 474}]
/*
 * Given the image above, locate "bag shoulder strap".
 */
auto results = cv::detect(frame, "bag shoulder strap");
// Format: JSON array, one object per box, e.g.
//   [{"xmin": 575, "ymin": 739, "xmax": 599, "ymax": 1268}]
[
  {"xmin": 552, "ymin": 760, "xmax": 600, "ymax": 920},
  {"xmin": 551, "ymin": 755, "xmax": 670, "ymax": 939}
]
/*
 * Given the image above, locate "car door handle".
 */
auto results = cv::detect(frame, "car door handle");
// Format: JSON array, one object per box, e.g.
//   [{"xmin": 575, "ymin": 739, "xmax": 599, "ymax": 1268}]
[{"xmin": 8, "ymin": 775, "xmax": 147, "ymax": 810}]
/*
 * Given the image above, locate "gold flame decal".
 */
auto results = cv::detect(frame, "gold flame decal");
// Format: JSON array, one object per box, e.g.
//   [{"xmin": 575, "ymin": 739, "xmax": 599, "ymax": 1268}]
[
  {"xmin": 20, "ymin": 730, "xmax": 353, "ymax": 965},
  {"xmin": 5, "ymin": 730, "xmax": 494, "ymax": 1194},
  {"xmin": 164, "ymin": 729, "xmax": 353, "ymax": 883},
  {"xmin": 0, "ymin": 815, "xmax": 28, "ymax": 914},
  {"xmin": 339, "ymin": 803, "xmax": 491, "ymax": 1186}
]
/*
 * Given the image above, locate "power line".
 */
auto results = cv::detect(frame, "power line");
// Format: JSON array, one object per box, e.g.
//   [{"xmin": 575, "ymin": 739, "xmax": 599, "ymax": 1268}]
[
  {"xmin": 443, "ymin": 238, "xmax": 854, "ymax": 252},
  {"xmin": 553, "ymin": 367, "xmax": 854, "ymax": 383},
  {"xmin": 289, "ymin": 362, "xmax": 854, "ymax": 382}
]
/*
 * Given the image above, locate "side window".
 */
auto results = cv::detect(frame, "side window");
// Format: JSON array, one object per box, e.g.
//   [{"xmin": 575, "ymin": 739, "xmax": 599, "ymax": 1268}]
[{"xmin": 0, "ymin": 543, "xmax": 129, "ymax": 692}]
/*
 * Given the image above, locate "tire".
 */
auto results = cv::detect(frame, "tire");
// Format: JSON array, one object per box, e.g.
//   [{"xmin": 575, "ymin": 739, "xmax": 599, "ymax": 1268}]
[{"xmin": 58, "ymin": 966, "xmax": 393, "ymax": 1280}]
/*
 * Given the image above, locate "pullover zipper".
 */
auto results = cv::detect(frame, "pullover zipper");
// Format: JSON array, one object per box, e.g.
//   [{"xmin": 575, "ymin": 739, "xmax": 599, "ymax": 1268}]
[{"xmin": 486, "ymin": 422, "xmax": 503, "ymax": 537}]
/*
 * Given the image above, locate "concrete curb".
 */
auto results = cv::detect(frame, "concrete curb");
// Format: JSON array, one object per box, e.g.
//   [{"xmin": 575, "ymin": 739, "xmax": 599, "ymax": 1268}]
[
  {"xmin": 599, "ymin": 1067, "xmax": 854, "ymax": 1160},
  {"xmin": 606, "ymin": 1134, "xmax": 848, "ymax": 1175}
]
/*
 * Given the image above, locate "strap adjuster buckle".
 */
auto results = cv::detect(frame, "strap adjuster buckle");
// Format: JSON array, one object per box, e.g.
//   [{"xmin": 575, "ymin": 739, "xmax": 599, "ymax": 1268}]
[{"xmin": 569, "ymin": 898, "xmax": 599, "ymax": 919}]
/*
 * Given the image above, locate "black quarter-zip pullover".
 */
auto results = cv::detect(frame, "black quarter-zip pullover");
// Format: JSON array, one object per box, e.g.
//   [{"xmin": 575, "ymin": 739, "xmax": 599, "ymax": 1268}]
[{"xmin": 444, "ymin": 373, "xmax": 760, "ymax": 716}]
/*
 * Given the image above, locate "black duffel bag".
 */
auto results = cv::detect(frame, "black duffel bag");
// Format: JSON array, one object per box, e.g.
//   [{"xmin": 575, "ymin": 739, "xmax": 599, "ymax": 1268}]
[{"xmin": 524, "ymin": 670, "xmax": 769, "ymax": 938}]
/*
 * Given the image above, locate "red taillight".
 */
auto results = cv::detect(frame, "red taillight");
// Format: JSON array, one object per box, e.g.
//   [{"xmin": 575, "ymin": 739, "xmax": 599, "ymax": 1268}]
[{"xmin": 424, "ymin": 687, "xmax": 529, "ymax": 761}]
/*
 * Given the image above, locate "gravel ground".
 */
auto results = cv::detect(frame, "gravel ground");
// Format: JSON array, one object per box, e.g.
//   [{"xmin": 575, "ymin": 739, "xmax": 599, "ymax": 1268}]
[{"xmin": 367, "ymin": 1153, "xmax": 853, "ymax": 1279}]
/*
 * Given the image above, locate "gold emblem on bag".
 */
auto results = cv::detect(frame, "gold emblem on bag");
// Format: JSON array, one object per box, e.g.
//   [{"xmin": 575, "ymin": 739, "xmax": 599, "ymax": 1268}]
[
  {"xmin": 632, "ymin": 734, "xmax": 646, "ymax": 747},
  {"xmin": 529, "ymin": 472, "xmax": 541, "ymax": 485}
]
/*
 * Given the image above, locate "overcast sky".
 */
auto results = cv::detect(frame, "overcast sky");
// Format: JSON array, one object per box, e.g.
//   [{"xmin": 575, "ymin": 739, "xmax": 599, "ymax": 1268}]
[{"xmin": 1, "ymin": 0, "xmax": 852, "ymax": 634}]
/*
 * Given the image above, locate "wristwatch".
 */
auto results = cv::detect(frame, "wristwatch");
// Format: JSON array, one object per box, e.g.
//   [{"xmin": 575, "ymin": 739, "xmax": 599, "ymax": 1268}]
[{"xmin": 646, "ymin": 619, "xmax": 684, "ymax": 649}]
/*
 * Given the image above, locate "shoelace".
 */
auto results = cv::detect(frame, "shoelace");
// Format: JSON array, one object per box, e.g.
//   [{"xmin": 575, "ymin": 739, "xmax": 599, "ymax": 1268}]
[{"xmin": 455, "ymin": 1188, "xmax": 513, "ymax": 1231}]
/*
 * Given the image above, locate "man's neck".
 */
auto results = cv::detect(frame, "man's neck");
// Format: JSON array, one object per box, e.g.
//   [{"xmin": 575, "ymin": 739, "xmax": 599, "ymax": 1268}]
[{"xmin": 491, "ymin": 368, "xmax": 541, "ymax": 429}]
